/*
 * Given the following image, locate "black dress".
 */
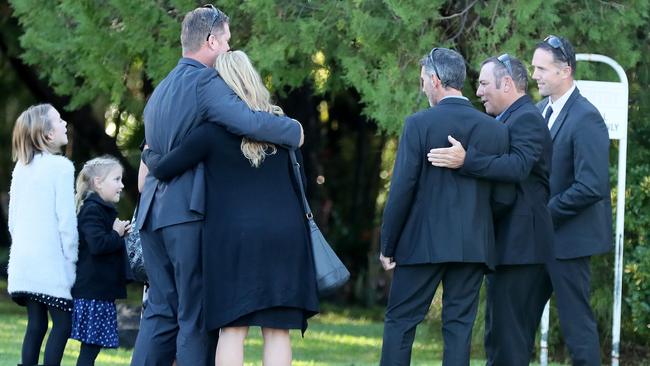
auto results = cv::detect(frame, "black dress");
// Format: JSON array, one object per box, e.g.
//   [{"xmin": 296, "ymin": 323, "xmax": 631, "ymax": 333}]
[{"xmin": 143, "ymin": 123, "xmax": 319, "ymax": 333}]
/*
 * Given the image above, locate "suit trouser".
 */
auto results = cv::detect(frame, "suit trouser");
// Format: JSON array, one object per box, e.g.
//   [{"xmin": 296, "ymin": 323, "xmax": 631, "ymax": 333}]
[
  {"xmin": 131, "ymin": 220, "xmax": 216, "ymax": 366},
  {"xmin": 380, "ymin": 262, "xmax": 484, "ymax": 366},
  {"xmin": 484, "ymin": 264, "xmax": 546, "ymax": 366},
  {"xmin": 525, "ymin": 256, "xmax": 601, "ymax": 366}
]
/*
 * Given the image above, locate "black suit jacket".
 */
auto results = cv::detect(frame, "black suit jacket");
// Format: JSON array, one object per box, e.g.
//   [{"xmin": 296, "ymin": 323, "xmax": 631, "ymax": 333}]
[
  {"xmin": 72, "ymin": 193, "xmax": 128, "ymax": 301},
  {"xmin": 460, "ymin": 95, "xmax": 554, "ymax": 265},
  {"xmin": 538, "ymin": 88, "xmax": 613, "ymax": 258},
  {"xmin": 381, "ymin": 98, "xmax": 514, "ymax": 268},
  {"xmin": 138, "ymin": 58, "xmax": 302, "ymax": 230}
]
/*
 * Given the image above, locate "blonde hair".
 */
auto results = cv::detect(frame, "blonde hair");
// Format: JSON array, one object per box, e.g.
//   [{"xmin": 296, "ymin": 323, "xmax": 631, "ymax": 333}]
[
  {"xmin": 214, "ymin": 50, "xmax": 282, "ymax": 167},
  {"xmin": 75, "ymin": 155, "xmax": 122, "ymax": 211},
  {"xmin": 12, "ymin": 104, "xmax": 60, "ymax": 164}
]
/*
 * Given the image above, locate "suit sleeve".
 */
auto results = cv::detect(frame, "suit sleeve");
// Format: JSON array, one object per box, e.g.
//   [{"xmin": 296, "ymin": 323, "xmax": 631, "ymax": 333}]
[
  {"xmin": 548, "ymin": 110, "xmax": 610, "ymax": 226},
  {"xmin": 142, "ymin": 124, "xmax": 214, "ymax": 181},
  {"xmin": 461, "ymin": 111, "xmax": 547, "ymax": 183},
  {"xmin": 489, "ymin": 130, "xmax": 517, "ymax": 216},
  {"xmin": 79, "ymin": 205, "xmax": 124, "ymax": 255},
  {"xmin": 198, "ymin": 70, "xmax": 301, "ymax": 148},
  {"xmin": 381, "ymin": 117, "xmax": 423, "ymax": 257},
  {"xmin": 55, "ymin": 160, "xmax": 79, "ymax": 265}
]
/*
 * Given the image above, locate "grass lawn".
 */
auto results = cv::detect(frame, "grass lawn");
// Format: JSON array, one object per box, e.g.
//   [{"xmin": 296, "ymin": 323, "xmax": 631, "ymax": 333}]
[{"xmin": 0, "ymin": 279, "xmax": 566, "ymax": 366}]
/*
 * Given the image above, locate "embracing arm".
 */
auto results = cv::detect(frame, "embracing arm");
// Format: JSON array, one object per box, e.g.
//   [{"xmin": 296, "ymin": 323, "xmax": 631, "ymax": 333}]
[
  {"xmin": 198, "ymin": 70, "xmax": 302, "ymax": 148},
  {"xmin": 461, "ymin": 112, "xmax": 547, "ymax": 183},
  {"xmin": 142, "ymin": 124, "xmax": 214, "ymax": 181},
  {"xmin": 548, "ymin": 111, "xmax": 610, "ymax": 226}
]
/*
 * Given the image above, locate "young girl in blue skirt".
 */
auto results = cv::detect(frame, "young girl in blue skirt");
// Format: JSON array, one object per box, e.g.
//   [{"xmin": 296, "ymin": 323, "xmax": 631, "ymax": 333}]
[
  {"xmin": 8, "ymin": 104, "xmax": 78, "ymax": 366},
  {"xmin": 71, "ymin": 156, "xmax": 130, "ymax": 366}
]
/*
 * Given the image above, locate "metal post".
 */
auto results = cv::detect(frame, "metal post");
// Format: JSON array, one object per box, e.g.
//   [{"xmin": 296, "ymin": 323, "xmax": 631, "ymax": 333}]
[
  {"xmin": 611, "ymin": 130, "xmax": 628, "ymax": 366},
  {"xmin": 540, "ymin": 302, "xmax": 550, "ymax": 366}
]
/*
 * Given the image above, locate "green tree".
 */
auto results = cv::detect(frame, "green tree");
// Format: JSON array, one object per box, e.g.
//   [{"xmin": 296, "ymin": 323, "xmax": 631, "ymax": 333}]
[{"xmin": 2, "ymin": 0, "xmax": 649, "ymax": 360}]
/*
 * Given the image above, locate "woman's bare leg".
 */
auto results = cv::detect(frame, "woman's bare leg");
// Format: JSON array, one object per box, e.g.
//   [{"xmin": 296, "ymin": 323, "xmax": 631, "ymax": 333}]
[
  {"xmin": 261, "ymin": 328, "xmax": 291, "ymax": 366},
  {"xmin": 215, "ymin": 326, "xmax": 249, "ymax": 366}
]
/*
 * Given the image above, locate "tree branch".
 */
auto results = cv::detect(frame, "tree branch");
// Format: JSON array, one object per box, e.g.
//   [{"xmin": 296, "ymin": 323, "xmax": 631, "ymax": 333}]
[{"xmin": 437, "ymin": 0, "xmax": 479, "ymax": 21}]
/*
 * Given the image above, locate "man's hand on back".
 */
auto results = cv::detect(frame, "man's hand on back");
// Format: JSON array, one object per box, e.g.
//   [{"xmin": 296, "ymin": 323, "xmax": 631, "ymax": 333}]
[{"xmin": 427, "ymin": 135, "xmax": 466, "ymax": 168}]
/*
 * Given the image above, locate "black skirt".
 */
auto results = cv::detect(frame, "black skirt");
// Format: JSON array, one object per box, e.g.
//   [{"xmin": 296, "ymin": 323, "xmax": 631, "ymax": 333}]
[{"xmin": 225, "ymin": 306, "xmax": 308, "ymax": 333}]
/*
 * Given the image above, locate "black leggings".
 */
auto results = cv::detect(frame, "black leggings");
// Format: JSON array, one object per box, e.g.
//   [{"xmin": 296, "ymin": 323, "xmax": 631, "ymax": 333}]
[
  {"xmin": 76, "ymin": 343, "xmax": 102, "ymax": 366},
  {"xmin": 22, "ymin": 299, "xmax": 72, "ymax": 366}
]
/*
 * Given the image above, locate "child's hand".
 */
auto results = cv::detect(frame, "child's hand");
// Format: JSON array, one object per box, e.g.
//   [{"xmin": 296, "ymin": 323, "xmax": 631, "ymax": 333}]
[
  {"xmin": 125, "ymin": 222, "xmax": 133, "ymax": 234},
  {"xmin": 113, "ymin": 218, "xmax": 130, "ymax": 237}
]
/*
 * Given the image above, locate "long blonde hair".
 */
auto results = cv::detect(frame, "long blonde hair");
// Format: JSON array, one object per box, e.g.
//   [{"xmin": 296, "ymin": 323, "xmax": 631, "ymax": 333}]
[
  {"xmin": 12, "ymin": 104, "xmax": 61, "ymax": 164},
  {"xmin": 214, "ymin": 50, "xmax": 281, "ymax": 167},
  {"xmin": 75, "ymin": 155, "xmax": 122, "ymax": 211}
]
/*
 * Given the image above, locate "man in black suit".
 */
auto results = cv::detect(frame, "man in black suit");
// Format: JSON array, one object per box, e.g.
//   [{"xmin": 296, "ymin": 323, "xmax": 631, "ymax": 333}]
[
  {"xmin": 427, "ymin": 55, "xmax": 554, "ymax": 365},
  {"xmin": 132, "ymin": 6, "xmax": 303, "ymax": 366},
  {"xmin": 379, "ymin": 47, "xmax": 514, "ymax": 366},
  {"xmin": 525, "ymin": 35, "xmax": 612, "ymax": 365}
]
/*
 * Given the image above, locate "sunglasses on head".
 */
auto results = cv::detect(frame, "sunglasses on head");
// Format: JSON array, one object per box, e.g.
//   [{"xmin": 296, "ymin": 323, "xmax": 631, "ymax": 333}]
[
  {"xmin": 203, "ymin": 4, "xmax": 223, "ymax": 42},
  {"xmin": 497, "ymin": 53, "xmax": 513, "ymax": 76},
  {"xmin": 544, "ymin": 35, "xmax": 569, "ymax": 62},
  {"xmin": 427, "ymin": 48, "xmax": 444, "ymax": 86}
]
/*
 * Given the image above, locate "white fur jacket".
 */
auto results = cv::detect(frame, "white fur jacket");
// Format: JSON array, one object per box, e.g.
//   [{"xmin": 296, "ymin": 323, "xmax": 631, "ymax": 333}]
[{"xmin": 7, "ymin": 152, "xmax": 79, "ymax": 300}]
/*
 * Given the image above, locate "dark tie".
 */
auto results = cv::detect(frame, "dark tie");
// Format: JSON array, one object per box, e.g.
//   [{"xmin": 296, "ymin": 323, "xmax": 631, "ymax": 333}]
[{"xmin": 544, "ymin": 106, "xmax": 554, "ymax": 127}]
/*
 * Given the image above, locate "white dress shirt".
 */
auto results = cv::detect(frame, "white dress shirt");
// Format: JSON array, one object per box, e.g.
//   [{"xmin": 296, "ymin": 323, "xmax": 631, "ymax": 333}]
[{"xmin": 544, "ymin": 83, "xmax": 576, "ymax": 130}]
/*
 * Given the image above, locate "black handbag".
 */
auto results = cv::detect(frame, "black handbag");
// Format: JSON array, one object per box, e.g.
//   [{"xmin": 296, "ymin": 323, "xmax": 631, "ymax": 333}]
[
  {"xmin": 289, "ymin": 150, "xmax": 350, "ymax": 295},
  {"xmin": 125, "ymin": 205, "xmax": 148, "ymax": 283}
]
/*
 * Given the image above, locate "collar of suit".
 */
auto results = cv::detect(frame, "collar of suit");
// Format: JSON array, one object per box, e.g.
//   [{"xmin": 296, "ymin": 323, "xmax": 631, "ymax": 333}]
[
  {"xmin": 540, "ymin": 87, "xmax": 582, "ymax": 140},
  {"xmin": 436, "ymin": 96, "xmax": 473, "ymax": 108},
  {"xmin": 179, "ymin": 57, "xmax": 208, "ymax": 69},
  {"xmin": 544, "ymin": 83, "xmax": 577, "ymax": 130},
  {"xmin": 497, "ymin": 94, "xmax": 533, "ymax": 122}
]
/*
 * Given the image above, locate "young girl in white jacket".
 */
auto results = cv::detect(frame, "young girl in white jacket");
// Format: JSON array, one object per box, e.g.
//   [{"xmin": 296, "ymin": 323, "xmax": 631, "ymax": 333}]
[{"xmin": 7, "ymin": 103, "xmax": 78, "ymax": 366}]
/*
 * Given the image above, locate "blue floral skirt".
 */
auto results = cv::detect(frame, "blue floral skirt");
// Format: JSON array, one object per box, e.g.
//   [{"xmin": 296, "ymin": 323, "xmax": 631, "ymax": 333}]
[{"xmin": 70, "ymin": 298, "xmax": 119, "ymax": 348}]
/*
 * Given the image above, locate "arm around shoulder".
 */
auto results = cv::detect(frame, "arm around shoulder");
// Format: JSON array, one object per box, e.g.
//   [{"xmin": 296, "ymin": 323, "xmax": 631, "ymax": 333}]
[
  {"xmin": 198, "ymin": 72, "xmax": 302, "ymax": 148},
  {"xmin": 462, "ymin": 113, "xmax": 545, "ymax": 183},
  {"xmin": 143, "ymin": 123, "xmax": 215, "ymax": 181}
]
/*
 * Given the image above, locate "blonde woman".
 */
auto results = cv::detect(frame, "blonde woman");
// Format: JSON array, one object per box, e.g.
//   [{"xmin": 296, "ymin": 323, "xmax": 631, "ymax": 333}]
[{"xmin": 142, "ymin": 51, "xmax": 319, "ymax": 366}]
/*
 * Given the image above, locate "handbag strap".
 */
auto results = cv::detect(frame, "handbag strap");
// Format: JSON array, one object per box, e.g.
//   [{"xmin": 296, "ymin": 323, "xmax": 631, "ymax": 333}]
[{"xmin": 289, "ymin": 150, "xmax": 313, "ymax": 219}]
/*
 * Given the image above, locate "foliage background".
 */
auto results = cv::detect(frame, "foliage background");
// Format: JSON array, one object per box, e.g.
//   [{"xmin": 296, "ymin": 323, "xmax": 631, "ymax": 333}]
[{"xmin": 0, "ymin": 0, "xmax": 648, "ymax": 363}]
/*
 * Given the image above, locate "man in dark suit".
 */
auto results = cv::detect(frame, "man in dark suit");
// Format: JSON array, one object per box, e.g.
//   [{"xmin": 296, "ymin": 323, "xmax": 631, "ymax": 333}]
[
  {"xmin": 131, "ymin": 6, "xmax": 303, "ymax": 366},
  {"xmin": 427, "ymin": 55, "xmax": 554, "ymax": 365},
  {"xmin": 379, "ymin": 47, "xmax": 514, "ymax": 366},
  {"xmin": 525, "ymin": 35, "xmax": 612, "ymax": 365}
]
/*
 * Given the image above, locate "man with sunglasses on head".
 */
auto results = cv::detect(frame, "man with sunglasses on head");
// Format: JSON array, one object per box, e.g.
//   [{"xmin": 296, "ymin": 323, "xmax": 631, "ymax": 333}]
[
  {"xmin": 132, "ymin": 5, "xmax": 304, "ymax": 366},
  {"xmin": 428, "ymin": 53, "xmax": 554, "ymax": 365},
  {"xmin": 525, "ymin": 35, "xmax": 612, "ymax": 366},
  {"xmin": 379, "ymin": 47, "xmax": 514, "ymax": 366}
]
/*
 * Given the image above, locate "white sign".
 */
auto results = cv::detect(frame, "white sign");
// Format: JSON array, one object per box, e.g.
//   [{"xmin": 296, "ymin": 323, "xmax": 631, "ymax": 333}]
[{"xmin": 576, "ymin": 80, "xmax": 629, "ymax": 140}]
